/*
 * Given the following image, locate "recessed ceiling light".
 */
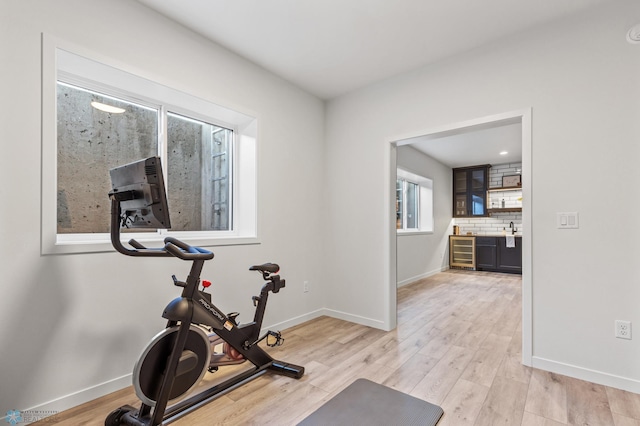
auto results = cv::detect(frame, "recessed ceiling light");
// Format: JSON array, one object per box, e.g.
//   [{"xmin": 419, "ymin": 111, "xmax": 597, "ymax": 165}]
[
  {"xmin": 627, "ymin": 24, "xmax": 640, "ymax": 44},
  {"xmin": 91, "ymin": 101, "xmax": 125, "ymax": 114},
  {"xmin": 499, "ymin": 151, "xmax": 508, "ymax": 155}
]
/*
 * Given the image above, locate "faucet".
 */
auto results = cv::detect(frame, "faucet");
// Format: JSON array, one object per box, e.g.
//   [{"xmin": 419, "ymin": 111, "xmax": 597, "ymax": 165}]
[{"xmin": 509, "ymin": 222, "xmax": 517, "ymax": 235}]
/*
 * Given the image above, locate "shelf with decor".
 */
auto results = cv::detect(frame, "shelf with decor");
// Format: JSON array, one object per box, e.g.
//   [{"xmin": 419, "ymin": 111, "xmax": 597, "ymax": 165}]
[
  {"xmin": 487, "ymin": 207, "xmax": 522, "ymax": 214},
  {"xmin": 487, "ymin": 185, "xmax": 522, "ymax": 215},
  {"xmin": 487, "ymin": 186, "xmax": 522, "ymax": 192}
]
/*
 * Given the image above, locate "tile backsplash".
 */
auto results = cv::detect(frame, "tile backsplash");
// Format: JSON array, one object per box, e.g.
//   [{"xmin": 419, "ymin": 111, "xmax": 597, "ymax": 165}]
[
  {"xmin": 454, "ymin": 162, "xmax": 522, "ymax": 236},
  {"xmin": 454, "ymin": 215, "xmax": 521, "ymax": 235},
  {"xmin": 488, "ymin": 162, "xmax": 521, "ymax": 188}
]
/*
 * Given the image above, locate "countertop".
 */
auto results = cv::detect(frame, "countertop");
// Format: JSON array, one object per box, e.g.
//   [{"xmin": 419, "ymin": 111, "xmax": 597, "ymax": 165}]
[{"xmin": 452, "ymin": 234, "xmax": 522, "ymax": 237}]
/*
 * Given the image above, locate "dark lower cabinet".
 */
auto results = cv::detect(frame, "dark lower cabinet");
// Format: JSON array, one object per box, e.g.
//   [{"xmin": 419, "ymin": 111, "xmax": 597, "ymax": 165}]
[
  {"xmin": 497, "ymin": 237, "xmax": 522, "ymax": 273},
  {"xmin": 475, "ymin": 236, "xmax": 521, "ymax": 274},
  {"xmin": 476, "ymin": 237, "xmax": 497, "ymax": 270}
]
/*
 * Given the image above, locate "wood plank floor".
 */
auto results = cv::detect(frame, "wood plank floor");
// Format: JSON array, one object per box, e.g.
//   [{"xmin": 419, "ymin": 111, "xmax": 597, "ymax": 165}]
[{"xmin": 36, "ymin": 270, "xmax": 640, "ymax": 425}]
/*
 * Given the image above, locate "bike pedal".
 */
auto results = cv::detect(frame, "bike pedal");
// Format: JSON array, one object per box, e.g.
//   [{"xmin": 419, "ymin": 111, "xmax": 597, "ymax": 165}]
[{"xmin": 267, "ymin": 331, "xmax": 284, "ymax": 347}]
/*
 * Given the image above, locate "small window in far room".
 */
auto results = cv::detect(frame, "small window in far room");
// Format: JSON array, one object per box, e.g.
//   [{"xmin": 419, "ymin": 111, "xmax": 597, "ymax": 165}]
[
  {"xmin": 396, "ymin": 168, "xmax": 434, "ymax": 233},
  {"xmin": 396, "ymin": 178, "xmax": 419, "ymax": 230}
]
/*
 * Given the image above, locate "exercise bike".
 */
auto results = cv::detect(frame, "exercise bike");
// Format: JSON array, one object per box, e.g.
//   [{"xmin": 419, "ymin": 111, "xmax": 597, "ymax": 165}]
[{"xmin": 104, "ymin": 157, "xmax": 304, "ymax": 426}]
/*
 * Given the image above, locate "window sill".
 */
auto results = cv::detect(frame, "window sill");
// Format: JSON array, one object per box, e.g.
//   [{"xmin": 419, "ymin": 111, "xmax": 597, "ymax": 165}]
[
  {"xmin": 43, "ymin": 235, "xmax": 260, "ymax": 255},
  {"xmin": 397, "ymin": 230, "xmax": 434, "ymax": 236}
]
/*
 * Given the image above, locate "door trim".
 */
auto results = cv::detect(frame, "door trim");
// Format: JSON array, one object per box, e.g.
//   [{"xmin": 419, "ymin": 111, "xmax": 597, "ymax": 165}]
[{"xmin": 386, "ymin": 108, "xmax": 533, "ymax": 366}]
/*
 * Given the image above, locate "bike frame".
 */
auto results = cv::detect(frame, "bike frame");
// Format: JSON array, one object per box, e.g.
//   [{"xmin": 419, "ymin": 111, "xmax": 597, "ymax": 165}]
[{"xmin": 109, "ymin": 199, "xmax": 303, "ymax": 426}]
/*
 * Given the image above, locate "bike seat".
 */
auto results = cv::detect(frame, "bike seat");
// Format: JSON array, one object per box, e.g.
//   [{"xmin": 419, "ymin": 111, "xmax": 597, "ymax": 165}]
[{"xmin": 249, "ymin": 263, "xmax": 280, "ymax": 274}]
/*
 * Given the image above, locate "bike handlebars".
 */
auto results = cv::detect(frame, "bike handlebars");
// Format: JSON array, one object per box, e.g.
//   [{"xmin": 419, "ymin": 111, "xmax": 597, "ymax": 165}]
[
  {"xmin": 164, "ymin": 237, "xmax": 214, "ymax": 261},
  {"xmin": 110, "ymin": 199, "xmax": 214, "ymax": 261}
]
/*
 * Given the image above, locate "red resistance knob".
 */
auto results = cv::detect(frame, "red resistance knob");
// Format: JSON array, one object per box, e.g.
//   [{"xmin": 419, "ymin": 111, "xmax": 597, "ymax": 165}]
[{"xmin": 202, "ymin": 280, "xmax": 212, "ymax": 288}]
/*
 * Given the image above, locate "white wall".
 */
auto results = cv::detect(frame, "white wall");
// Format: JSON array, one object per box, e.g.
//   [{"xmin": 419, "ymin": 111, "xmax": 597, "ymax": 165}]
[
  {"xmin": 0, "ymin": 0, "xmax": 325, "ymax": 415},
  {"xmin": 4, "ymin": 0, "xmax": 640, "ymax": 416},
  {"xmin": 396, "ymin": 146, "xmax": 452, "ymax": 286},
  {"xmin": 324, "ymin": 0, "xmax": 640, "ymax": 392}
]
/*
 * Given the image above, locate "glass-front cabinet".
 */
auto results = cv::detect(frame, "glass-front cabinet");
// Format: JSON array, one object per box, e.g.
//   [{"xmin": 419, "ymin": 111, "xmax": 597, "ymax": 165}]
[
  {"xmin": 453, "ymin": 165, "xmax": 490, "ymax": 217},
  {"xmin": 454, "ymin": 170, "xmax": 468, "ymax": 216}
]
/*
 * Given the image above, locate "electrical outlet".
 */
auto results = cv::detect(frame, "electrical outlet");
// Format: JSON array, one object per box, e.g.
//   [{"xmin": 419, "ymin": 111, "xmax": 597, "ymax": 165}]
[
  {"xmin": 615, "ymin": 320, "xmax": 632, "ymax": 340},
  {"xmin": 303, "ymin": 281, "xmax": 309, "ymax": 293}
]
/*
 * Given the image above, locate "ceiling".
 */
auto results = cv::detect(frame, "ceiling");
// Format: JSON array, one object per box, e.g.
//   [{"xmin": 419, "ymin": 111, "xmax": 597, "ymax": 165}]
[
  {"xmin": 398, "ymin": 121, "xmax": 522, "ymax": 168},
  {"xmin": 134, "ymin": 0, "xmax": 612, "ymax": 167},
  {"xmin": 136, "ymin": 0, "xmax": 613, "ymax": 100}
]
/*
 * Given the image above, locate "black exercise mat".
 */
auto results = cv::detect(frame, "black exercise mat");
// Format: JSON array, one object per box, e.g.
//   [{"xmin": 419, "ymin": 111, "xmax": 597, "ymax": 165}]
[{"xmin": 298, "ymin": 378, "xmax": 444, "ymax": 426}]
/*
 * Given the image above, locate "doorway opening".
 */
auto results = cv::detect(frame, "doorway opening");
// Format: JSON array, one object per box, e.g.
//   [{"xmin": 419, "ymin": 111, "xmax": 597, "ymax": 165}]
[{"xmin": 387, "ymin": 109, "xmax": 532, "ymax": 366}]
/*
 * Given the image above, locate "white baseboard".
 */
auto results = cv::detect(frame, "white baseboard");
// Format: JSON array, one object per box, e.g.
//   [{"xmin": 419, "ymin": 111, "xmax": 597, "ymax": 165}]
[
  {"xmin": 264, "ymin": 309, "xmax": 325, "ymax": 332},
  {"xmin": 532, "ymin": 356, "xmax": 640, "ymax": 394},
  {"xmin": 19, "ymin": 374, "xmax": 132, "ymax": 424},
  {"xmin": 397, "ymin": 266, "xmax": 448, "ymax": 288},
  {"xmin": 269, "ymin": 308, "xmax": 385, "ymax": 331},
  {"xmin": 320, "ymin": 308, "xmax": 386, "ymax": 329}
]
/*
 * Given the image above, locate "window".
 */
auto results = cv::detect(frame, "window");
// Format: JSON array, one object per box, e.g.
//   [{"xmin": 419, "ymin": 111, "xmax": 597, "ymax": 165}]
[
  {"xmin": 396, "ymin": 178, "xmax": 419, "ymax": 230},
  {"xmin": 396, "ymin": 168, "xmax": 433, "ymax": 234},
  {"xmin": 42, "ymin": 40, "xmax": 257, "ymax": 254},
  {"xmin": 56, "ymin": 83, "xmax": 159, "ymax": 234},
  {"xmin": 166, "ymin": 113, "xmax": 233, "ymax": 232},
  {"xmin": 56, "ymin": 79, "xmax": 235, "ymax": 235}
]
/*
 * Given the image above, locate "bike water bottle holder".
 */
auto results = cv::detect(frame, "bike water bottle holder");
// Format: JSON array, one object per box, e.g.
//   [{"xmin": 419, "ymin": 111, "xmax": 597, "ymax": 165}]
[{"xmin": 227, "ymin": 312, "xmax": 240, "ymax": 326}]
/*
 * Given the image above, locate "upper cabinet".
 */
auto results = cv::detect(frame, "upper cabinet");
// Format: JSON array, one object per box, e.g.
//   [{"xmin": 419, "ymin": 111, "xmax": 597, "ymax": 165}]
[{"xmin": 453, "ymin": 165, "xmax": 490, "ymax": 217}]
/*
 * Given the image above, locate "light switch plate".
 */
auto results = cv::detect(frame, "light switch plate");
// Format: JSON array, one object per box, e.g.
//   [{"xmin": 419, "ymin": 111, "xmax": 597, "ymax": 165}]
[{"xmin": 557, "ymin": 212, "xmax": 579, "ymax": 229}]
